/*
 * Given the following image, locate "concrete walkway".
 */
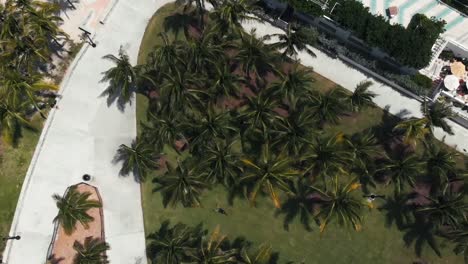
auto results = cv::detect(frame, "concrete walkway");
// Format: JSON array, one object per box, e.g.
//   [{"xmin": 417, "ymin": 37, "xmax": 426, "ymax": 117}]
[
  {"xmin": 3, "ymin": 0, "xmax": 172, "ymax": 263},
  {"xmin": 242, "ymin": 20, "xmax": 468, "ymax": 154}
]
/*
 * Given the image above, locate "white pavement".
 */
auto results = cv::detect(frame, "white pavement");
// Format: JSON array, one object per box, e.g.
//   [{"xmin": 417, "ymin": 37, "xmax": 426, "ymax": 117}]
[
  {"xmin": 3, "ymin": 0, "xmax": 172, "ymax": 263},
  {"xmin": 242, "ymin": 19, "xmax": 468, "ymax": 154}
]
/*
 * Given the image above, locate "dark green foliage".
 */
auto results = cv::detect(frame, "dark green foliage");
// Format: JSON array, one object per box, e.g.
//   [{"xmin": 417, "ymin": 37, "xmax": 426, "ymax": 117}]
[
  {"xmin": 134, "ymin": 3, "xmax": 468, "ymax": 261},
  {"xmin": 440, "ymin": 49, "xmax": 455, "ymax": 61},
  {"xmin": 147, "ymin": 221, "xmax": 279, "ymax": 263},
  {"xmin": 73, "ymin": 237, "xmax": 110, "ymax": 264},
  {"xmin": 412, "ymin": 74, "xmax": 433, "ymax": 90},
  {"xmin": 279, "ymin": 0, "xmax": 324, "ymax": 17},
  {"xmin": 53, "ymin": 186, "xmax": 102, "ymax": 235},
  {"xmin": 329, "ymin": 0, "xmax": 445, "ymax": 68}
]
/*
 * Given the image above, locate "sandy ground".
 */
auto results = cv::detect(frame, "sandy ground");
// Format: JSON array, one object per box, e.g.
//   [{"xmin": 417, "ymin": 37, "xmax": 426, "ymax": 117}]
[{"xmin": 49, "ymin": 183, "xmax": 104, "ymax": 264}]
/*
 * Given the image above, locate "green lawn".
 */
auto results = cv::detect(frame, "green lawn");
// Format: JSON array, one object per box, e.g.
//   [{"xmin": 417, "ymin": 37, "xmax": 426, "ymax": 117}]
[
  {"xmin": 0, "ymin": 114, "xmax": 43, "ymax": 251},
  {"xmin": 137, "ymin": 3, "xmax": 463, "ymax": 263}
]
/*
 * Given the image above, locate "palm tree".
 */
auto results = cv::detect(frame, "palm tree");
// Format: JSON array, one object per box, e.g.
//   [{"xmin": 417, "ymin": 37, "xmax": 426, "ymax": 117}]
[
  {"xmin": 2, "ymin": 32, "xmax": 50, "ymax": 71},
  {"xmin": 0, "ymin": 71, "xmax": 58, "ymax": 117},
  {"xmin": 113, "ymin": 139, "xmax": 159, "ymax": 182},
  {"xmin": 73, "ymin": 237, "xmax": 109, "ymax": 264},
  {"xmin": 424, "ymin": 141, "xmax": 457, "ymax": 192},
  {"xmin": 271, "ymin": 108, "xmax": 317, "ymax": 156},
  {"xmin": 421, "ymin": 101, "xmax": 454, "ymax": 135},
  {"xmin": 100, "ymin": 46, "xmax": 138, "ymax": 108},
  {"xmin": 185, "ymin": 107, "xmax": 238, "ymax": 152},
  {"xmin": 200, "ymin": 139, "xmax": 242, "ymax": 187},
  {"xmin": 239, "ymin": 244, "xmax": 273, "ymax": 264},
  {"xmin": 207, "ymin": 63, "xmax": 243, "ymax": 103},
  {"xmin": 0, "ymin": 100, "xmax": 35, "ymax": 146},
  {"xmin": 345, "ymin": 130, "xmax": 380, "ymax": 169},
  {"xmin": 147, "ymin": 221, "xmax": 202, "ymax": 264},
  {"xmin": 241, "ymin": 92, "xmax": 281, "ymax": 140},
  {"xmin": 147, "ymin": 32, "xmax": 186, "ymax": 73},
  {"xmin": 270, "ymin": 24, "xmax": 318, "ymax": 60},
  {"xmin": 53, "ymin": 186, "xmax": 102, "ymax": 235},
  {"xmin": 393, "ymin": 117, "xmax": 430, "ymax": 147},
  {"xmin": 211, "ymin": 0, "xmax": 258, "ymax": 35},
  {"xmin": 240, "ymin": 143, "xmax": 299, "ymax": 208},
  {"xmin": 193, "ymin": 226, "xmax": 238, "ymax": 263},
  {"xmin": 277, "ymin": 179, "xmax": 314, "ymax": 231},
  {"xmin": 303, "ymin": 134, "xmax": 352, "ymax": 185},
  {"xmin": 309, "ymin": 88, "xmax": 349, "ymax": 127},
  {"xmin": 0, "ymin": 3, "xmax": 22, "ymax": 40},
  {"xmin": 141, "ymin": 111, "xmax": 187, "ymax": 153},
  {"xmin": 268, "ymin": 66, "xmax": 315, "ymax": 110},
  {"xmin": 159, "ymin": 69, "xmax": 208, "ymax": 113},
  {"xmin": 416, "ymin": 191, "xmax": 468, "ymax": 230},
  {"xmin": 379, "ymin": 153, "xmax": 424, "ymax": 194},
  {"xmin": 28, "ymin": 3, "xmax": 69, "ymax": 46},
  {"xmin": 311, "ymin": 176, "xmax": 365, "ymax": 233},
  {"xmin": 235, "ymin": 29, "xmax": 278, "ymax": 80},
  {"xmin": 349, "ymin": 81, "xmax": 375, "ymax": 112},
  {"xmin": 153, "ymin": 159, "xmax": 208, "ymax": 207},
  {"xmin": 184, "ymin": 29, "xmax": 225, "ymax": 73}
]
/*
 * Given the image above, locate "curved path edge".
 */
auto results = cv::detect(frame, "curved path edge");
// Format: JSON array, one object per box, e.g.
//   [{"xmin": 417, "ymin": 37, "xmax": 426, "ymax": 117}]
[{"xmin": 3, "ymin": 1, "xmax": 172, "ymax": 263}]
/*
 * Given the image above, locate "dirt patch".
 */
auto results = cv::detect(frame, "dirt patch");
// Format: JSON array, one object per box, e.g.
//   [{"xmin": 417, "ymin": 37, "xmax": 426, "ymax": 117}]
[{"xmin": 48, "ymin": 183, "xmax": 104, "ymax": 264}]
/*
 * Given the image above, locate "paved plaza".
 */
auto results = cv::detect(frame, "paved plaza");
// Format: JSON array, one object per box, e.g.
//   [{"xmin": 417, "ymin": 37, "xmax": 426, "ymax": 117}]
[{"xmin": 359, "ymin": 0, "xmax": 468, "ymax": 48}]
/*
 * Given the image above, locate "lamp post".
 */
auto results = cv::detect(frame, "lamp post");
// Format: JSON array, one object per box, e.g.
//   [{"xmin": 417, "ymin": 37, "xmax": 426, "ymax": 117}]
[
  {"xmin": 78, "ymin": 27, "xmax": 96, "ymax": 48},
  {"xmin": 2, "ymin": 236, "xmax": 20, "ymax": 241},
  {"xmin": 363, "ymin": 194, "xmax": 385, "ymax": 201}
]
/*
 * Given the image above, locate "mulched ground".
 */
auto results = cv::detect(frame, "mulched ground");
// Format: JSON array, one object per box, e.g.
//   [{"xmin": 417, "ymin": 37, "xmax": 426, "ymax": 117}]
[{"xmin": 48, "ymin": 183, "xmax": 105, "ymax": 264}]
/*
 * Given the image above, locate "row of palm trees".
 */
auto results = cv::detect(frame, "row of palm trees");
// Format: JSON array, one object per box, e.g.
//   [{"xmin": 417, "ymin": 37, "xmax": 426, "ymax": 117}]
[
  {"xmin": 0, "ymin": 0, "xmax": 69, "ymax": 146},
  {"xmin": 100, "ymin": 0, "xmax": 467, "ymax": 261},
  {"xmin": 51, "ymin": 186, "xmax": 109, "ymax": 264},
  {"xmin": 147, "ymin": 221, "xmax": 280, "ymax": 264}
]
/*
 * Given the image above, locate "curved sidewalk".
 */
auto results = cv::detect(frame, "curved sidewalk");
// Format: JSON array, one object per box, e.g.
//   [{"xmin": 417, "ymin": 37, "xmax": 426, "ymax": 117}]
[
  {"xmin": 3, "ymin": 1, "xmax": 171, "ymax": 263},
  {"xmin": 242, "ymin": 19, "xmax": 468, "ymax": 154}
]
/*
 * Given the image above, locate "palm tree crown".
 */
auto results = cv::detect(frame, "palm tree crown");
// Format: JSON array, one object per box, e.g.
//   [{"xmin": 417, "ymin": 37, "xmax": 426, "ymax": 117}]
[
  {"xmin": 73, "ymin": 237, "xmax": 109, "ymax": 264},
  {"xmin": 53, "ymin": 186, "xmax": 102, "ymax": 235},
  {"xmin": 270, "ymin": 24, "xmax": 318, "ymax": 60},
  {"xmin": 100, "ymin": 46, "xmax": 138, "ymax": 108}
]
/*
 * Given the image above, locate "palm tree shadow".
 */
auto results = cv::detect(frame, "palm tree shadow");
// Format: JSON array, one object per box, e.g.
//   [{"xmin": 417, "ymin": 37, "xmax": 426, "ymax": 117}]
[
  {"xmin": 274, "ymin": 193, "xmax": 314, "ymax": 232},
  {"xmin": 378, "ymin": 192, "xmax": 417, "ymax": 230},
  {"xmin": 111, "ymin": 141, "xmax": 143, "ymax": 183},
  {"xmin": 226, "ymin": 183, "xmax": 248, "ymax": 206},
  {"xmin": 47, "ymin": 254, "xmax": 65, "ymax": 264},
  {"xmin": 402, "ymin": 217, "xmax": 442, "ymax": 258},
  {"xmin": 99, "ymin": 87, "xmax": 133, "ymax": 112},
  {"xmin": 53, "ymin": 0, "xmax": 79, "ymax": 19},
  {"xmin": 163, "ymin": 12, "xmax": 196, "ymax": 40}
]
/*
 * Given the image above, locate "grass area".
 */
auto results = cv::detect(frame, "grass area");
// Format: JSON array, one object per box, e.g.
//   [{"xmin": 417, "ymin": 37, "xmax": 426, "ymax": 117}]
[
  {"xmin": 137, "ymin": 3, "xmax": 463, "ymax": 263},
  {"xmin": 0, "ymin": 114, "xmax": 44, "ymax": 251}
]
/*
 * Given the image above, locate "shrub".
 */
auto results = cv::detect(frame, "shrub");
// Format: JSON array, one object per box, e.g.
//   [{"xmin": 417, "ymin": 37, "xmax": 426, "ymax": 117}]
[
  {"xmin": 316, "ymin": 0, "xmax": 445, "ymax": 68},
  {"xmin": 279, "ymin": 0, "xmax": 324, "ymax": 17},
  {"xmin": 411, "ymin": 73, "xmax": 433, "ymax": 90},
  {"xmin": 440, "ymin": 50, "xmax": 455, "ymax": 61}
]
